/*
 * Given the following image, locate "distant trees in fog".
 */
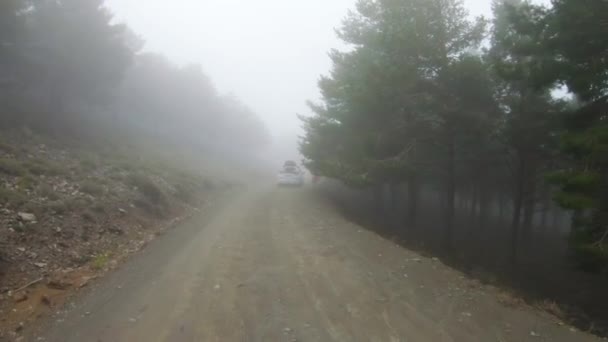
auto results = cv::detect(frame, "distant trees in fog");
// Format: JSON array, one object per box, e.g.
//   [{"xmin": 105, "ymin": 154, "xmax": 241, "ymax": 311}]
[{"xmin": 0, "ymin": 0, "xmax": 269, "ymax": 152}]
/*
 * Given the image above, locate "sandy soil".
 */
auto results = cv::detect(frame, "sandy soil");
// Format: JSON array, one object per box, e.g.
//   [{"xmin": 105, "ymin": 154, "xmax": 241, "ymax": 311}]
[{"xmin": 26, "ymin": 187, "xmax": 598, "ymax": 342}]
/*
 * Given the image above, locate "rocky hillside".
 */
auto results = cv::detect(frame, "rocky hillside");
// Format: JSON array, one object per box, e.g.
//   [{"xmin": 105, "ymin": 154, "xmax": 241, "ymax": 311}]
[{"xmin": 0, "ymin": 130, "xmax": 226, "ymax": 338}]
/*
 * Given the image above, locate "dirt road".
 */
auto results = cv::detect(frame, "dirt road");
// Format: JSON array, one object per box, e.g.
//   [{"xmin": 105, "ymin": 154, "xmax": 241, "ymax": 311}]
[{"xmin": 31, "ymin": 187, "xmax": 597, "ymax": 341}]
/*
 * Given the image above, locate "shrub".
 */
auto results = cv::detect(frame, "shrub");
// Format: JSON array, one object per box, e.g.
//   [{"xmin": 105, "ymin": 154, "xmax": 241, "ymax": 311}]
[
  {"xmin": 45, "ymin": 200, "xmax": 69, "ymax": 214},
  {"xmin": 82, "ymin": 210, "xmax": 96, "ymax": 222},
  {"xmin": 175, "ymin": 183, "xmax": 196, "ymax": 203},
  {"xmin": 133, "ymin": 197, "xmax": 166, "ymax": 217},
  {"xmin": 38, "ymin": 184, "xmax": 60, "ymax": 200},
  {"xmin": 21, "ymin": 201, "xmax": 43, "ymax": 216},
  {"xmin": 80, "ymin": 180, "xmax": 106, "ymax": 196},
  {"xmin": 172, "ymin": 175, "xmax": 200, "ymax": 203},
  {"xmin": 108, "ymin": 169, "xmax": 125, "ymax": 181},
  {"xmin": 79, "ymin": 157, "xmax": 98, "ymax": 171},
  {"xmin": 0, "ymin": 158, "xmax": 26, "ymax": 176},
  {"xmin": 0, "ymin": 141, "xmax": 16, "ymax": 154},
  {"xmin": 112, "ymin": 160, "xmax": 136, "ymax": 172},
  {"xmin": 16, "ymin": 175, "xmax": 37, "ymax": 190},
  {"xmin": 92, "ymin": 253, "xmax": 110, "ymax": 270},
  {"xmin": 127, "ymin": 173, "xmax": 166, "ymax": 205},
  {"xmin": 24, "ymin": 161, "xmax": 44, "ymax": 176},
  {"xmin": 570, "ymin": 230, "xmax": 608, "ymax": 274},
  {"xmin": 0, "ymin": 187, "xmax": 27, "ymax": 208},
  {"xmin": 24, "ymin": 159, "xmax": 66, "ymax": 176},
  {"xmin": 91, "ymin": 203, "xmax": 106, "ymax": 213},
  {"xmin": 170, "ymin": 172, "xmax": 212, "ymax": 203},
  {"xmin": 68, "ymin": 198, "xmax": 89, "ymax": 210},
  {"xmin": 72, "ymin": 254, "xmax": 92, "ymax": 266}
]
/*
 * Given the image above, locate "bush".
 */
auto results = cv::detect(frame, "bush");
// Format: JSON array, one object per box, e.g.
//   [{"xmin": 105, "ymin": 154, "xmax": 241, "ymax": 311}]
[
  {"xmin": 24, "ymin": 161, "xmax": 45, "ymax": 176},
  {"xmin": 133, "ymin": 197, "xmax": 166, "ymax": 217},
  {"xmin": 127, "ymin": 173, "xmax": 166, "ymax": 205},
  {"xmin": 21, "ymin": 201, "xmax": 43, "ymax": 216},
  {"xmin": 92, "ymin": 253, "xmax": 110, "ymax": 270},
  {"xmin": 0, "ymin": 187, "xmax": 27, "ymax": 208},
  {"xmin": 571, "ymin": 243, "xmax": 608, "ymax": 274},
  {"xmin": 38, "ymin": 184, "xmax": 60, "ymax": 200},
  {"xmin": 113, "ymin": 160, "xmax": 136, "ymax": 172},
  {"xmin": 0, "ymin": 158, "xmax": 26, "ymax": 176},
  {"xmin": 0, "ymin": 141, "xmax": 16, "ymax": 154},
  {"xmin": 570, "ymin": 229, "xmax": 608, "ymax": 274},
  {"xmin": 91, "ymin": 203, "xmax": 106, "ymax": 213},
  {"xmin": 69, "ymin": 198, "xmax": 87, "ymax": 210},
  {"xmin": 79, "ymin": 157, "xmax": 98, "ymax": 171},
  {"xmin": 46, "ymin": 197, "xmax": 86, "ymax": 215},
  {"xmin": 24, "ymin": 159, "xmax": 66, "ymax": 176},
  {"xmin": 45, "ymin": 200, "xmax": 70, "ymax": 214},
  {"xmin": 170, "ymin": 171, "xmax": 212, "ymax": 203},
  {"xmin": 175, "ymin": 184, "xmax": 193, "ymax": 202},
  {"xmin": 173, "ymin": 176, "xmax": 199, "ymax": 203},
  {"xmin": 16, "ymin": 175, "xmax": 37, "ymax": 190},
  {"xmin": 82, "ymin": 210, "xmax": 96, "ymax": 222},
  {"xmin": 108, "ymin": 168, "xmax": 125, "ymax": 181},
  {"xmin": 80, "ymin": 180, "xmax": 106, "ymax": 196}
]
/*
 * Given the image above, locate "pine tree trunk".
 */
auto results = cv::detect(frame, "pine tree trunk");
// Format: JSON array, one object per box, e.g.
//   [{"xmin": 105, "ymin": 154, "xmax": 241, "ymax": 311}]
[
  {"xmin": 479, "ymin": 186, "xmax": 489, "ymax": 231},
  {"xmin": 522, "ymin": 198, "xmax": 536, "ymax": 237},
  {"xmin": 498, "ymin": 193, "xmax": 505, "ymax": 222},
  {"xmin": 552, "ymin": 207, "xmax": 561, "ymax": 231},
  {"xmin": 373, "ymin": 185, "xmax": 383, "ymax": 224},
  {"xmin": 522, "ymin": 157, "xmax": 537, "ymax": 236},
  {"xmin": 470, "ymin": 185, "xmax": 478, "ymax": 222},
  {"xmin": 388, "ymin": 182, "xmax": 399, "ymax": 229},
  {"xmin": 539, "ymin": 186, "xmax": 550, "ymax": 233},
  {"xmin": 444, "ymin": 131, "xmax": 456, "ymax": 253},
  {"xmin": 407, "ymin": 173, "xmax": 419, "ymax": 231},
  {"xmin": 511, "ymin": 157, "xmax": 525, "ymax": 264}
]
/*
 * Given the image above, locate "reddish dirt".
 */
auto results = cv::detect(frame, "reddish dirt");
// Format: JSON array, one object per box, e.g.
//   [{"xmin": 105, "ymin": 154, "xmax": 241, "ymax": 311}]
[{"xmin": 0, "ymin": 204, "xmax": 201, "ymax": 339}]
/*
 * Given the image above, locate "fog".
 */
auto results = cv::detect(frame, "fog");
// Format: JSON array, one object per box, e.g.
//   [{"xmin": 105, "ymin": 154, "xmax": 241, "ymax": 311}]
[
  {"xmin": 2, "ymin": 0, "xmax": 607, "ymax": 337},
  {"xmin": 105, "ymin": 0, "xmax": 535, "ymax": 164},
  {"xmin": 0, "ymin": 0, "xmax": 550, "ymax": 169}
]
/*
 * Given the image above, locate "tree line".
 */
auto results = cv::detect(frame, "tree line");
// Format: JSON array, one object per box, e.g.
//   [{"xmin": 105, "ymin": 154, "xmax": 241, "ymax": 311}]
[
  {"xmin": 301, "ymin": 0, "xmax": 608, "ymax": 272},
  {"xmin": 0, "ymin": 0, "xmax": 269, "ymax": 154}
]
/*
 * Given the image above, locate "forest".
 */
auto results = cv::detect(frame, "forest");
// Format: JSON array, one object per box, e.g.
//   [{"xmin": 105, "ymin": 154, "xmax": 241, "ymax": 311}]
[
  {"xmin": 301, "ymin": 0, "xmax": 607, "ymax": 275},
  {"xmin": 0, "ymin": 0, "xmax": 269, "ymax": 157},
  {"xmin": 0, "ymin": 0, "xmax": 607, "ymax": 338}
]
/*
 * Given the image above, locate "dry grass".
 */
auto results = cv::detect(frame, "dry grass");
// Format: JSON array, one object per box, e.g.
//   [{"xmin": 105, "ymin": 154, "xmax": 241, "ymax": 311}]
[
  {"xmin": 497, "ymin": 289, "xmax": 526, "ymax": 308},
  {"xmin": 537, "ymin": 299, "xmax": 566, "ymax": 319}
]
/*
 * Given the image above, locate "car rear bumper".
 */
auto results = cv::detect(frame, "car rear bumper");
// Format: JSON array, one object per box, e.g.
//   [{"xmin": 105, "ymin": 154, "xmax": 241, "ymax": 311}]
[{"xmin": 277, "ymin": 177, "xmax": 304, "ymax": 186}]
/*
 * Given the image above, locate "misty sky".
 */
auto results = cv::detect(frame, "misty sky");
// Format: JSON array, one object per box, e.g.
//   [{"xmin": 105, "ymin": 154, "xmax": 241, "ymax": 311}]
[{"xmin": 106, "ymin": 0, "xmax": 549, "ymax": 141}]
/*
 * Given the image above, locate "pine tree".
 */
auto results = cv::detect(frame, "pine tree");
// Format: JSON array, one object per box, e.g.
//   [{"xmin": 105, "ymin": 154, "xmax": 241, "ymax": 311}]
[{"xmin": 543, "ymin": 0, "xmax": 608, "ymax": 272}]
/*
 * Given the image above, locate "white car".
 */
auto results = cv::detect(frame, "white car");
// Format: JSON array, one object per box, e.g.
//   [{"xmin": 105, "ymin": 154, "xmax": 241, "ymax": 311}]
[{"xmin": 277, "ymin": 163, "xmax": 304, "ymax": 186}]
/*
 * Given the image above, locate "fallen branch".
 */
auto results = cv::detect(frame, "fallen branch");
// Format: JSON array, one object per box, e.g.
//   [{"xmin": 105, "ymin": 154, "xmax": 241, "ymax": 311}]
[{"xmin": 12, "ymin": 277, "xmax": 44, "ymax": 294}]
